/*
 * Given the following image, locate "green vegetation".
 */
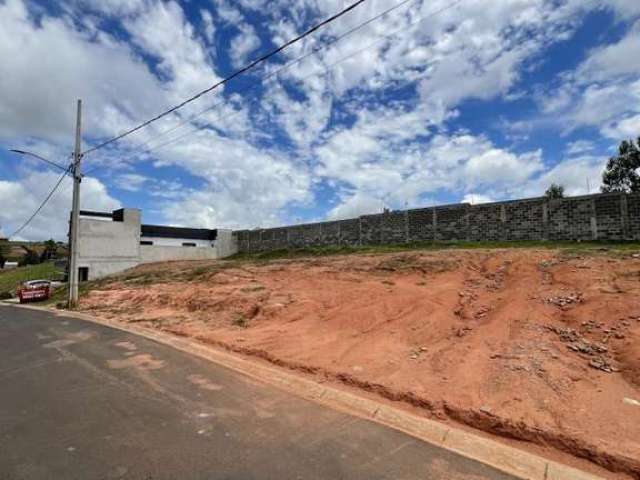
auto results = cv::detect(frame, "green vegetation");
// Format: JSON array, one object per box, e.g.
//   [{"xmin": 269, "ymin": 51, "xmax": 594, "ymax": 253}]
[
  {"xmin": 231, "ymin": 313, "xmax": 248, "ymax": 328},
  {"xmin": 0, "ymin": 262, "xmax": 63, "ymax": 297},
  {"xmin": 0, "ymin": 239, "xmax": 9, "ymax": 269},
  {"xmin": 229, "ymin": 240, "xmax": 640, "ymax": 262},
  {"xmin": 544, "ymin": 183, "xmax": 565, "ymax": 198},
  {"xmin": 601, "ymin": 137, "xmax": 640, "ymax": 193}
]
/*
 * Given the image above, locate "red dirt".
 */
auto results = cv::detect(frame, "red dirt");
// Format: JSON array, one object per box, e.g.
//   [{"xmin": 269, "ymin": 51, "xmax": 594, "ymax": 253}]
[{"xmin": 79, "ymin": 249, "xmax": 640, "ymax": 478}]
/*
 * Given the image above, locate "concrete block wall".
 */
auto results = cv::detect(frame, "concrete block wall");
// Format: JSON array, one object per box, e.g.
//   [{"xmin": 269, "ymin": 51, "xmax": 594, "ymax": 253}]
[{"xmin": 234, "ymin": 193, "xmax": 640, "ymax": 253}]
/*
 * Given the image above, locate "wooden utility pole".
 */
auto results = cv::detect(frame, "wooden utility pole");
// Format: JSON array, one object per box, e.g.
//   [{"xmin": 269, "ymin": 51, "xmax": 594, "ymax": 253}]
[{"xmin": 68, "ymin": 99, "xmax": 82, "ymax": 307}]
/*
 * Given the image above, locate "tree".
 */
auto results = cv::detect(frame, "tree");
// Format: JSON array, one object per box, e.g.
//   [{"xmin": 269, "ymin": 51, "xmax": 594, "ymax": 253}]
[
  {"xmin": 0, "ymin": 238, "xmax": 8, "ymax": 269},
  {"xmin": 18, "ymin": 245, "xmax": 40, "ymax": 267},
  {"xmin": 545, "ymin": 183, "xmax": 565, "ymax": 199},
  {"xmin": 601, "ymin": 137, "xmax": 640, "ymax": 193},
  {"xmin": 39, "ymin": 239, "xmax": 58, "ymax": 262}
]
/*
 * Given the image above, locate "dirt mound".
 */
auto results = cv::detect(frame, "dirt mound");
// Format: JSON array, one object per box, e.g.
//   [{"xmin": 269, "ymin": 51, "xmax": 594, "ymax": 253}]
[{"xmin": 79, "ymin": 249, "xmax": 640, "ymax": 479}]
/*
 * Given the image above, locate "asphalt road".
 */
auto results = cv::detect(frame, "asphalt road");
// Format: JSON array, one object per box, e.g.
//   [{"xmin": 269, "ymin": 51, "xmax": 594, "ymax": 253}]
[{"xmin": 0, "ymin": 304, "xmax": 517, "ymax": 480}]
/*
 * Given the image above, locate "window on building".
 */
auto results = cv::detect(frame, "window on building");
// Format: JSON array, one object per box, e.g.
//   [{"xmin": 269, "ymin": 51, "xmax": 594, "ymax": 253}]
[
  {"xmin": 182, "ymin": 242, "xmax": 196, "ymax": 247},
  {"xmin": 140, "ymin": 240, "xmax": 153, "ymax": 245}
]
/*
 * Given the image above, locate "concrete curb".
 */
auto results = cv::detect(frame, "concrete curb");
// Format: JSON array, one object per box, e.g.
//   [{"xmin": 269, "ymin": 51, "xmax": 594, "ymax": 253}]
[{"xmin": 4, "ymin": 303, "xmax": 605, "ymax": 480}]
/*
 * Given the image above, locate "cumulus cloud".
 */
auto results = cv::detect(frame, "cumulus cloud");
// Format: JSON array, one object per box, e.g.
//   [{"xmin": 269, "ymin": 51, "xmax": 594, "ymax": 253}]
[
  {"xmin": 152, "ymin": 131, "xmax": 312, "ymax": 229},
  {"xmin": 462, "ymin": 193, "xmax": 495, "ymax": 205},
  {"xmin": 326, "ymin": 192, "xmax": 384, "ymax": 220},
  {"xmin": 318, "ymin": 129, "xmax": 545, "ymax": 217},
  {"xmin": 123, "ymin": 0, "xmax": 221, "ymax": 102},
  {"xmin": 0, "ymin": 0, "xmax": 164, "ymax": 142},
  {"xmin": 116, "ymin": 173, "xmax": 148, "ymax": 192},
  {"xmin": 538, "ymin": 20, "xmax": 640, "ymax": 138},
  {"xmin": 0, "ymin": 171, "xmax": 120, "ymax": 240},
  {"xmin": 3, "ymin": 0, "xmax": 640, "ymax": 241},
  {"xmin": 522, "ymin": 155, "xmax": 605, "ymax": 196},
  {"xmin": 229, "ymin": 23, "xmax": 261, "ymax": 68}
]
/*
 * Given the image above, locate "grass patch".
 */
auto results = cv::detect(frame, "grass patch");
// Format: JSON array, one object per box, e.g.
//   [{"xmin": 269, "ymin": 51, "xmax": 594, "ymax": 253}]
[
  {"xmin": 231, "ymin": 313, "xmax": 248, "ymax": 328},
  {"xmin": 43, "ymin": 280, "xmax": 98, "ymax": 308},
  {"xmin": 111, "ymin": 261, "xmax": 229, "ymax": 285},
  {"xmin": 0, "ymin": 262, "xmax": 62, "ymax": 296},
  {"xmin": 230, "ymin": 240, "xmax": 640, "ymax": 262}
]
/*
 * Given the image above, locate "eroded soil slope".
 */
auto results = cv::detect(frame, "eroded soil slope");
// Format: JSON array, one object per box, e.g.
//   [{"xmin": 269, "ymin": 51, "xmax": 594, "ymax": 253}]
[{"xmin": 79, "ymin": 249, "xmax": 640, "ymax": 478}]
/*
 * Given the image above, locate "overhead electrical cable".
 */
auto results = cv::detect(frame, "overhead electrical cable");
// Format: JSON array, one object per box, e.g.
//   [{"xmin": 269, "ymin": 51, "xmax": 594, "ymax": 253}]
[
  {"xmin": 82, "ymin": 0, "xmax": 369, "ymax": 156},
  {"xmin": 103, "ymin": 0, "xmax": 465, "ymax": 160},
  {"xmin": 82, "ymin": 0, "xmax": 464, "ymax": 172},
  {"xmin": 113, "ymin": 0, "xmax": 420, "ymax": 155},
  {"xmin": 8, "ymin": 167, "xmax": 70, "ymax": 239}
]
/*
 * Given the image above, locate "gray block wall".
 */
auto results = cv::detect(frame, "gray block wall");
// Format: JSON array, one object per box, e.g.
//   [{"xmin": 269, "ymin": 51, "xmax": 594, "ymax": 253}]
[{"xmin": 234, "ymin": 193, "xmax": 640, "ymax": 253}]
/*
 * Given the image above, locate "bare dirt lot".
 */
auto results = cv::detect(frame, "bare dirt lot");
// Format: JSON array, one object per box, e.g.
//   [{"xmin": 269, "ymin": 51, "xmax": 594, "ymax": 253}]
[{"xmin": 78, "ymin": 248, "xmax": 640, "ymax": 478}]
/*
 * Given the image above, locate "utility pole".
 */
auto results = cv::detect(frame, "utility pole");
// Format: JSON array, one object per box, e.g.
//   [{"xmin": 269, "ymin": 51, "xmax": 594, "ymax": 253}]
[{"xmin": 68, "ymin": 99, "xmax": 82, "ymax": 308}]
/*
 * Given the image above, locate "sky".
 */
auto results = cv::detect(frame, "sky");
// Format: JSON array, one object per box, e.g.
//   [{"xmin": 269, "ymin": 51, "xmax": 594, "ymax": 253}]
[{"xmin": 1, "ymin": 0, "xmax": 639, "ymax": 240}]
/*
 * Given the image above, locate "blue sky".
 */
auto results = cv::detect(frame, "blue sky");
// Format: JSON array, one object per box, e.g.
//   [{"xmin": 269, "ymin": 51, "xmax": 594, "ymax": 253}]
[{"xmin": 1, "ymin": 0, "xmax": 639, "ymax": 240}]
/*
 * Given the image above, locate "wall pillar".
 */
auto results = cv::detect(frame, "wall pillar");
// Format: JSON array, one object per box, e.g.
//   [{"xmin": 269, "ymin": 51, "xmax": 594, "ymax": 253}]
[
  {"xmin": 590, "ymin": 198, "xmax": 598, "ymax": 240},
  {"xmin": 404, "ymin": 210, "xmax": 410, "ymax": 243},
  {"xmin": 542, "ymin": 201, "xmax": 549, "ymax": 241},
  {"xmin": 465, "ymin": 205, "xmax": 471, "ymax": 241},
  {"xmin": 620, "ymin": 193, "xmax": 629, "ymax": 239},
  {"xmin": 432, "ymin": 207, "xmax": 437, "ymax": 241}
]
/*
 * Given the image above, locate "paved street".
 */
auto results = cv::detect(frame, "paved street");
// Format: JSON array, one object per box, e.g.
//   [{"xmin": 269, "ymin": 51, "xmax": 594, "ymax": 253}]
[{"xmin": 0, "ymin": 304, "xmax": 516, "ymax": 480}]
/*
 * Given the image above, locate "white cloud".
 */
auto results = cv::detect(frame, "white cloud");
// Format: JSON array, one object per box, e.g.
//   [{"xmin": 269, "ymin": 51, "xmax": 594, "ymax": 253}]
[
  {"xmin": 602, "ymin": 114, "xmax": 640, "ymax": 139},
  {"xmin": 151, "ymin": 131, "xmax": 312, "ymax": 229},
  {"xmin": 116, "ymin": 173, "xmax": 148, "ymax": 192},
  {"xmin": 327, "ymin": 192, "xmax": 384, "ymax": 220},
  {"xmin": 523, "ymin": 155, "xmax": 605, "ymax": 197},
  {"xmin": 0, "ymin": 0, "xmax": 164, "ymax": 142},
  {"xmin": 3, "ymin": 0, "xmax": 639, "ymax": 239},
  {"xmin": 600, "ymin": 0, "xmax": 640, "ymax": 17},
  {"xmin": 0, "ymin": 171, "xmax": 120, "ymax": 241},
  {"xmin": 213, "ymin": 0, "xmax": 244, "ymax": 24},
  {"xmin": 577, "ymin": 22, "xmax": 640, "ymax": 81},
  {"xmin": 566, "ymin": 140, "xmax": 596, "ymax": 156},
  {"xmin": 200, "ymin": 9, "xmax": 216, "ymax": 44},
  {"xmin": 123, "ymin": 1, "xmax": 221, "ymax": 102},
  {"xmin": 318, "ymin": 129, "xmax": 545, "ymax": 216},
  {"xmin": 538, "ymin": 20, "xmax": 640, "ymax": 138},
  {"xmin": 229, "ymin": 23, "xmax": 261, "ymax": 68},
  {"xmin": 462, "ymin": 193, "xmax": 495, "ymax": 205}
]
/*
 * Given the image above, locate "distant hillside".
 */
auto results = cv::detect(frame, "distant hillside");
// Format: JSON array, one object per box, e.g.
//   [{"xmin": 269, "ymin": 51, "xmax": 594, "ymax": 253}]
[{"xmin": 4, "ymin": 241, "xmax": 68, "ymax": 262}]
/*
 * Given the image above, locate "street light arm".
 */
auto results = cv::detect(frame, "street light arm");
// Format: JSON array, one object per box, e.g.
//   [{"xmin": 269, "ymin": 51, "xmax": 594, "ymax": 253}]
[{"xmin": 9, "ymin": 149, "xmax": 70, "ymax": 173}]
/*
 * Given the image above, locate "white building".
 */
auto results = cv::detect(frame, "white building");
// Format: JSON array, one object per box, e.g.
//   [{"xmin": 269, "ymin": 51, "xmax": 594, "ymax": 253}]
[{"xmin": 74, "ymin": 208, "xmax": 237, "ymax": 281}]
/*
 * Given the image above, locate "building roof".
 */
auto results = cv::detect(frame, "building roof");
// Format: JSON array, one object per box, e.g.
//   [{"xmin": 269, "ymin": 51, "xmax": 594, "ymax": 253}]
[
  {"xmin": 141, "ymin": 224, "xmax": 217, "ymax": 241},
  {"xmin": 79, "ymin": 210, "xmax": 113, "ymax": 219},
  {"xmin": 79, "ymin": 209, "xmax": 217, "ymax": 241}
]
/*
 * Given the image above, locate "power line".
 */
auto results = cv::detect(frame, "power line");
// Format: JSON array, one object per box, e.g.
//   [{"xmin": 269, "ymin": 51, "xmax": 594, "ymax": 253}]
[
  {"xmin": 82, "ymin": 0, "xmax": 369, "ymax": 156},
  {"xmin": 9, "ymin": 149, "xmax": 70, "ymax": 173},
  {"xmin": 8, "ymin": 167, "xmax": 70, "ymax": 239},
  {"xmin": 105, "ymin": 0, "xmax": 464, "ymax": 161},
  {"xmin": 82, "ymin": 0, "xmax": 463, "ymax": 171},
  {"xmin": 115, "ymin": 0, "xmax": 419, "ymax": 155}
]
